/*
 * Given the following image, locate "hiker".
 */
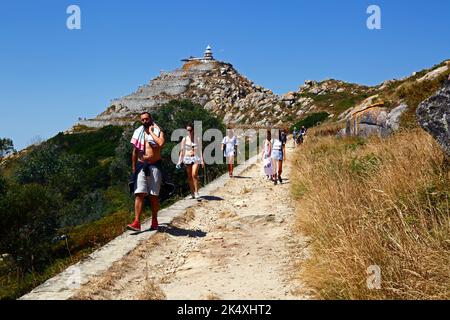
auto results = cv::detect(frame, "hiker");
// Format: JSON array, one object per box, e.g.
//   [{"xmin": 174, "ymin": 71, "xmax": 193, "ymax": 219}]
[
  {"xmin": 127, "ymin": 112, "xmax": 165, "ymax": 232},
  {"xmin": 176, "ymin": 123, "xmax": 205, "ymax": 199},
  {"xmin": 292, "ymin": 127, "xmax": 298, "ymax": 148},
  {"xmin": 222, "ymin": 127, "xmax": 238, "ymax": 177},
  {"xmin": 271, "ymin": 129, "xmax": 286, "ymax": 185},
  {"xmin": 261, "ymin": 130, "xmax": 273, "ymax": 180},
  {"xmin": 299, "ymin": 126, "xmax": 307, "ymax": 145}
]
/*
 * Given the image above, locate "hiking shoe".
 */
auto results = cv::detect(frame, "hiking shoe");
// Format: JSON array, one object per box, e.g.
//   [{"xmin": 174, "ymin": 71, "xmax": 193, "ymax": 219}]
[
  {"xmin": 278, "ymin": 176, "xmax": 283, "ymax": 184},
  {"xmin": 127, "ymin": 220, "xmax": 141, "ymax": 232},
  {"xmin": 150, "ymin": 218, "xmax": 158, "ymax": 231},
  {"xmin": 194, "ymin": 192, "xmax": 201, "ymax": 199}
]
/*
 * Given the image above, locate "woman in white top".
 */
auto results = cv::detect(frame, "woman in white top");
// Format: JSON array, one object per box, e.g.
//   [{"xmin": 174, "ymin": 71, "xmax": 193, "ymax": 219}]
[
  {"xmin": 222, "ymin": 128, "xmax": 238, "ymax": 177},
  {"xmin": 177, "ymin": 123, "xmax": 204, "ymax": 199},
  {"xmin": 271, "ymin": 129, "xmax": 286, "ymax": 185},
  {"xmin": 261, "ymin": 130, "xmax": 273, "ymax": 179}
]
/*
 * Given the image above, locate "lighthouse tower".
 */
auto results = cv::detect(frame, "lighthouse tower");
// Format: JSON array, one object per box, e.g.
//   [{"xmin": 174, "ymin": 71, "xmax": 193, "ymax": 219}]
[
  {"xmin": 203, "ymin": 45, "xmax": 214, "ymax": 60},
  {"xmin": 181, "ymin": 46, "xmax": 215, "ymax": 63}
]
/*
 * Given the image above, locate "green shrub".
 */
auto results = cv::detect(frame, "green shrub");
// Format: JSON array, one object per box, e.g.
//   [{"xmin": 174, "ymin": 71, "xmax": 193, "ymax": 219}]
[
  {"xmin": 291, "ymin": 112, "xmax": 330, "ymax": 131},
  {"xmin": 0, "ymin": 184, "xmax": 60, "ymax": 274}
]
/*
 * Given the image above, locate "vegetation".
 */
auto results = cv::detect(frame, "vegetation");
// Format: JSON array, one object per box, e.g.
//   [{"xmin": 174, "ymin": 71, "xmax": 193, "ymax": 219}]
[
  {"xmin": 298, "ymin": 82, "xmax": 373, "ymax": 117},
  {"xmin": 0, "ymin": 99, "xmax": 228, "ymax": 300},
  {"xmin": 290, "ymin": 112, "xmax": 330, "ymax": 131},
  {"xmin": 291, "ymin": 127, "xmax": 449, "ymax": 299},
  {"xmin": 379, "ymin": 70, "xmax": 450, "ymax": 129}
]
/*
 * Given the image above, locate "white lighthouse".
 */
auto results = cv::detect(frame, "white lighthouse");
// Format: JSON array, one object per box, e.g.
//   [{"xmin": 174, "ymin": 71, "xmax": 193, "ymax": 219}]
[
  {"xmin": 182, "ymin": 45, "xmax": 215, "ymax": 62},
  {"xmin": 203, "ymin": 45, "xmax": 214, "ymax": 60}
]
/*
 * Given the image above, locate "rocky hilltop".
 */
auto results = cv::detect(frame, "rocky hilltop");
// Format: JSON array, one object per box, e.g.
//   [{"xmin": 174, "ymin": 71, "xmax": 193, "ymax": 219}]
[
  {"xmin": 76, "ymin": 47, "xmax": 370, "ymax": 129},
  {"xmin": 75, "ymin": 47, "xmax": 449, "ymax": 134}
]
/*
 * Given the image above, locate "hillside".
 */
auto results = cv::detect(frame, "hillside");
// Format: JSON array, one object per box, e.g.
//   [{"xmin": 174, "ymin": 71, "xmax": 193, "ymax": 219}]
[{"xmin": 73, "ymin": 47, "xmax": 449, "ymax": 134}]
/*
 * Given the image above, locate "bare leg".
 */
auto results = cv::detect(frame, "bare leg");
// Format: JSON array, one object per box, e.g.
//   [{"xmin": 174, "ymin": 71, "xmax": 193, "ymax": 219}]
[
  {"xmin": 149, "ymin": 195, "xmax": 159, "ymax": 221},
  {"xmin": 192, "ymin": 163, "xmax": 200, "ymax": 193},
  {"xmin": 186, "ymin": 165, "xmax": 194, "ymax": 194},
  {"xmin": 278, "ymin": 160, "xmax": 283, "ymax": 177},
  {"xmin": 134, "ymin": 193, "xmax": 146, "ymax": 222},
  {"xmin": 228, "ymin": 156, "xmax": 234, "ymax": 176}
]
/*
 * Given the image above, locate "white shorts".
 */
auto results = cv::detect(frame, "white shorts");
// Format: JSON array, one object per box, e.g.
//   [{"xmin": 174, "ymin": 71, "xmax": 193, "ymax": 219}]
[
  {"xmin": 134, "ymin": 165, "xmax": 162, "ymax": 196},
  {"xmin": 183, "ymin": 156, "xmax": 201, "ymax": 165},
  {"xmin": 272, "ymin": 149, "xmax": 283, "ymax": 161}
]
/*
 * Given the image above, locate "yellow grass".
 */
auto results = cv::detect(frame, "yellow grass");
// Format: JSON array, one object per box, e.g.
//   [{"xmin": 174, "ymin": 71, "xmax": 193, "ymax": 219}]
[{"xmin": 291, "ymin": 128, "xmax": 449, "ymax": 299}]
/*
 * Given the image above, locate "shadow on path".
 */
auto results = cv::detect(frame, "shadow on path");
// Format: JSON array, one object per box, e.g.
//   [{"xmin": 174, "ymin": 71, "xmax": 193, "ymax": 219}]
[
  {"xmin": 159, "ymin": 225, "xmax": 207, "ymax": 238},
  {"xmin": 201, "ymin": 195, "xmax": 224, "ymax": 201}
]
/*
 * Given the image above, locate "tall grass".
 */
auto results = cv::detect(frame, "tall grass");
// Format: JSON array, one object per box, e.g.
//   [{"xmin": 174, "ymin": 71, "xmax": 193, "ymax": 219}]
[{"xmin": 291, "ymin": 128, "xmax": 449, "ymax": 299}]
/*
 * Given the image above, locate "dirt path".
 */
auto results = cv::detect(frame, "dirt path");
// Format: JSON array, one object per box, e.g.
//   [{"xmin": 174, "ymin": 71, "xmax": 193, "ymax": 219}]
[{"xmin": 72, "ymin": 143, "xmax": 310, "ymax": 300}]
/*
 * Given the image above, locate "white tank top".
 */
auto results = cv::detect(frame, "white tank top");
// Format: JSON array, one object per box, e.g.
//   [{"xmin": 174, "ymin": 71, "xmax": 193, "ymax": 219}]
[{"xmin": 272, "ymin": 139, "xmax": 282, "ymax": 151}]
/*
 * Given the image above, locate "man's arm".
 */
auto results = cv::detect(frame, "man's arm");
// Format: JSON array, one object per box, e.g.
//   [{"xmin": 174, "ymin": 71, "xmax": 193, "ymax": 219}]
[
  {"xmin": 132, "ymin": 147, "xmax": 138, "ymax": 173},
  {"xmin": 148, "ymin": 125, "xmax": 165, "ymax": 147}
]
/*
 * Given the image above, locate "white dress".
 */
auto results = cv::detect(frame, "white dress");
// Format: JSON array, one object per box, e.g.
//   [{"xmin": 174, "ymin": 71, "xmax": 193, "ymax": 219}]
[
  {"xmin": 263, "ymin": 140, "xmax": 273, "ymax": 176},
  {"xmin": 222, "ymin": 136, "xmax": 238, "ymax": 157}
]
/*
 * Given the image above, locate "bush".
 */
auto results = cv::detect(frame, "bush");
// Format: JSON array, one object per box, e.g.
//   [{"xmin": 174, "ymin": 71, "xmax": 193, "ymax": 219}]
[
  {"xmin": 58, "ymin": 190, "xmax": 112, "ymax": 228},
  {"xmin": 0, "ymin": 184, "xmax": 60, "ymax": 274},
  {"xmin": 290, "ymin": 112, "xmax": 330, "ymax": 131}
]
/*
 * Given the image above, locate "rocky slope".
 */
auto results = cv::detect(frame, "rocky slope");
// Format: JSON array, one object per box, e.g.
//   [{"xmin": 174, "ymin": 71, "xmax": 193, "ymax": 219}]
[
  {"xmin": 74, "ymin": 47, "xmax": 449, "ymax": 134},
  {"xmin": 417, "ymin": 79, "xmax": 450, "ymax": 156}
]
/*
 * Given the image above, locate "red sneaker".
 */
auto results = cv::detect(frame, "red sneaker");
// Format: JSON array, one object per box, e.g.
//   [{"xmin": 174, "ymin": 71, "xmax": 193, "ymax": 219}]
[
  {"xmin": 150, "ymin": 217, "xmax": 158, "ymax": 231},
  {"xmin": 127, "ymin": 220, "xmax": 141, "ymax": 232}
]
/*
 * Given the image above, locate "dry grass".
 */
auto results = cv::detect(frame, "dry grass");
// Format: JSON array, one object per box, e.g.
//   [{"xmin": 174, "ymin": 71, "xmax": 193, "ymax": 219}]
[
  {"xmin": 171, "ymin": 208, "xmax": 196, "ymax": 227},
  {"xmin": 204, "ymin": 292, "xmax": 222, "ymax": 300},
  {"xmin": 136, "ymin": 281, "xmax": 166, "ymax": 300},
  {"xmin": 291, "ymin": 128, "xmax": 449, "ymax": 299},
  {"xmin": 308, "ymin": 122, "xmax": 344, "ymax": 137}
]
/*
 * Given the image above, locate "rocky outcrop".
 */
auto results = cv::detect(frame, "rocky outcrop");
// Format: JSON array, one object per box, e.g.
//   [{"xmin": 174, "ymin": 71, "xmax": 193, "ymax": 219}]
[
  {"xmin": 78, "ymin": 57, "xmax": 290, "ymax": 128},
  {"xmin": 338, "ymin": 95, "xmax": 408, "ymax": 138},
  {"xmin": 416, "ymin": 80, "xmax": 450, "ymax": 156}
]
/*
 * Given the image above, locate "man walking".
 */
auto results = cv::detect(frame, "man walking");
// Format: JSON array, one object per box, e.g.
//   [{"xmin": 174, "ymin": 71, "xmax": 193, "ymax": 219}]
[{"xmin": 127, "ymin": 112, "xmax": 165, "ymax": 232}]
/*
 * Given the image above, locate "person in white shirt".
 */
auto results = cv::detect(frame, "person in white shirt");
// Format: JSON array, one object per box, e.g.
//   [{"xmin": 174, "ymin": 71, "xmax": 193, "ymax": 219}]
[
  {"xmin": 271, "ymin": 129, "xmax": 286, "ymax": 185},
  {"xmin": 222, "ymin": 128, "xmax": 238, "ymax": 177},
  {"xmin": 261, "ymin": 130, "xmax": 273, "ymax": 179}
]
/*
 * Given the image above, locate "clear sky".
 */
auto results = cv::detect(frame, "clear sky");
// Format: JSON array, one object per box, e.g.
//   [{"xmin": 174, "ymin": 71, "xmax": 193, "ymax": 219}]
[{"xmin": 1, "ymin": 0, "xmax": 449, "ymax": 150}]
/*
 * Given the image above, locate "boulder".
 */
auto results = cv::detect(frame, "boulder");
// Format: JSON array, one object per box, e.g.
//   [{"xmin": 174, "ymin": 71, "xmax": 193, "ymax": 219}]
[
  {"xmin": 341, "ymin": 100, "xmax": 408, "ymax": 138},
  {"xmin": 416, "ymin": 80, "xmax": 450, "ymax": 156},
  {"xmin": 385, "ymin": 104, "xmax": 408, "ymax": 133}
]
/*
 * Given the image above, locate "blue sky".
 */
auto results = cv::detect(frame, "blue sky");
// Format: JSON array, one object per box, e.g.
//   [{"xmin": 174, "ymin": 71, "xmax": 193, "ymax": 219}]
[{"xmin": 1, "ymin": 0, "xmax": 449, "ymax": 150}]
